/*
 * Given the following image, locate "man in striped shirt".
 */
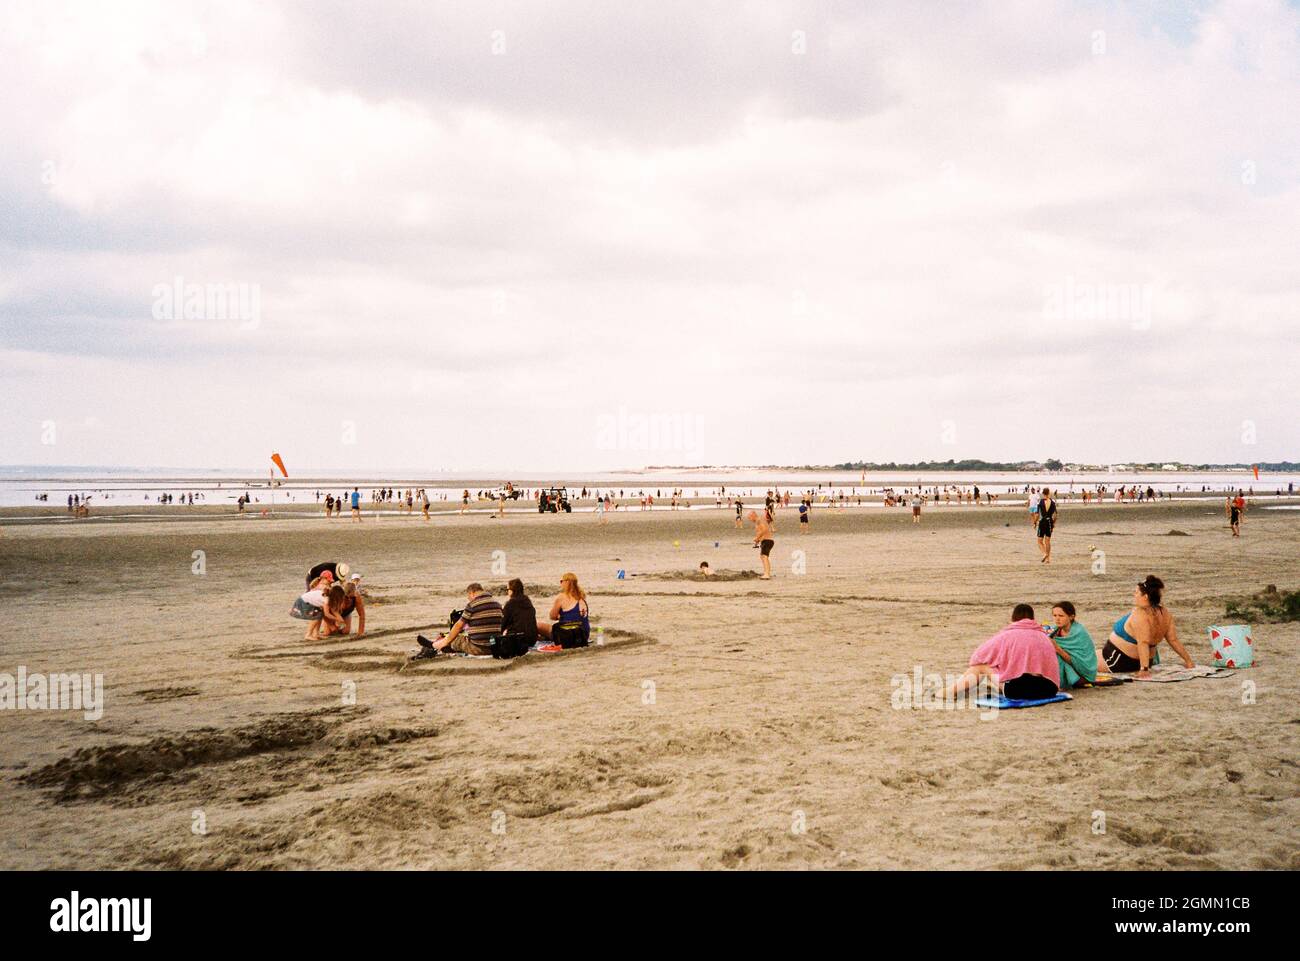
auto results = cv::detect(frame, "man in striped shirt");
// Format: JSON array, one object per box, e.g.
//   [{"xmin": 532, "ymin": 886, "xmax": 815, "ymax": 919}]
[{"xmin": 430, "ymin": 583, "xmax": 503, "ymax": 656}]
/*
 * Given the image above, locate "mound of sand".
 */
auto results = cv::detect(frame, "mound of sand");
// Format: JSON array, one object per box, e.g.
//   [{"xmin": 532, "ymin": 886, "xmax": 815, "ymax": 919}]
[
  {"xmin": 629, "ymin": 569, "xmax": 760, "ymax": 582},
  {"xmin": 22, "ymin": 707, "xmax": 438, "ymax": 803}
]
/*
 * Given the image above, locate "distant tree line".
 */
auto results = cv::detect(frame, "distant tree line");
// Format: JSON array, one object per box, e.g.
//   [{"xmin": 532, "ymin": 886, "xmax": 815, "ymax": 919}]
[
  {"xmin": 828, "ymin": 459, "xmax": 1062, "ymax": 471},
  {"xmin": 824, "ymin": 459, "xmax": 1298, "ymax": 472}
]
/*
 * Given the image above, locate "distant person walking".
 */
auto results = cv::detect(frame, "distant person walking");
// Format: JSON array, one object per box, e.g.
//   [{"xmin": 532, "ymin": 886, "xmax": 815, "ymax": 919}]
[
  {"xmin": 350, "ymin": 487, "xmax": 362, "ymax": 523},
  {"xmin": 1228, "ymin": 492, "xmax": 1245, "ymax": 537},
  {"xmin": 910, "ymin": 493, "xmax": 922, "ymax": 524},
  {"xmin": 1036, "ymin": 488, "xmax": 1057, "ymax": 564}
]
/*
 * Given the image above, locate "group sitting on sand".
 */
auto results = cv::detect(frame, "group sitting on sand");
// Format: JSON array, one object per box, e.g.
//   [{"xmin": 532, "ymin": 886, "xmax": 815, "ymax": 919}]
[
  {"xmin": 289, "ymin": 561, "xmax": 367, "ymax": 640},
  {"xmin": 945, "ymin": 575, "xmax": 1195, "ymax": 700},
  {"xmin": 408, "ymin": 572, "xmax": 591, "ymax": 660},
  {"xmin": 289, "ymin": 562, "xmax": 592, "ymax": 659}
]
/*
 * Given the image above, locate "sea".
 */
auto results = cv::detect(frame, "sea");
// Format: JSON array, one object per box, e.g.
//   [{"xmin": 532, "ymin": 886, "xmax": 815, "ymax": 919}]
[{"xmin": 2, "ymin": 465, "xmax": 1297, "ymax": 510}]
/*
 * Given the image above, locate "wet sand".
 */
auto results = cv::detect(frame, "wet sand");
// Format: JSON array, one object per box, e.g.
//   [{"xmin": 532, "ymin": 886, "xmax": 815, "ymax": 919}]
[{"xmin": 0, "ymin": 500, "xmax": 1296, "ymax": 869}]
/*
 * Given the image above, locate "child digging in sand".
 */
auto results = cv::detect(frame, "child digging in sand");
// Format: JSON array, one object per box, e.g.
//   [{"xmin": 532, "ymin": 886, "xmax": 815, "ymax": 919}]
[{"xmin": 291, "ymin": 583, "xmax": 345, "ymax": 640}]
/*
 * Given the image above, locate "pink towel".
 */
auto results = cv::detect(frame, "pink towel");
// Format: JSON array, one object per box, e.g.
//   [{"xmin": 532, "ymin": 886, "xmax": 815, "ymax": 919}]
[{"xmin": 970, "ymin": 619, "xmax": 1060, "ymax": 686}]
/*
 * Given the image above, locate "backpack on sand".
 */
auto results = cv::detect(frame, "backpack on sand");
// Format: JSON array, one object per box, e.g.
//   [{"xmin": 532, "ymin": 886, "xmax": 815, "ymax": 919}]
[{"xmin": 491, "ymin": 633, "xmax": 531, "ymax": 659}]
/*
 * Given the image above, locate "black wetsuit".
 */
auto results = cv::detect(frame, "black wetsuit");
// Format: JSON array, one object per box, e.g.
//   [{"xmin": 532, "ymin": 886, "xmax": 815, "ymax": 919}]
[{"xmin": 1036, "ymin": 499, "xmax": 1057, "ymax": 538}]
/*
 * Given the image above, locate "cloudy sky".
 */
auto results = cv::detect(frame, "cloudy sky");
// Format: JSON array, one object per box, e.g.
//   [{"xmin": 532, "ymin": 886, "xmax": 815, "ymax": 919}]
[{"xmin": 1, "ymin": 0, "xmax": 1297, "ymax": 473}]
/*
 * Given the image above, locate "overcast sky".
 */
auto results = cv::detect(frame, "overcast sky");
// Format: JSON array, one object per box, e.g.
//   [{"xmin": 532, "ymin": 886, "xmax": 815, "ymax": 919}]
[{"xmin": 2, "ymin": 0, "xmax": 1297, "ymax": 474}]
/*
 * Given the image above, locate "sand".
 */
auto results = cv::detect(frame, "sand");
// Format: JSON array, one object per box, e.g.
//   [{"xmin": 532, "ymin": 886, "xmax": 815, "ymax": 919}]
[{"xmin": 0, "ymin": 500, "xmax": 1296, "ymax": 870}]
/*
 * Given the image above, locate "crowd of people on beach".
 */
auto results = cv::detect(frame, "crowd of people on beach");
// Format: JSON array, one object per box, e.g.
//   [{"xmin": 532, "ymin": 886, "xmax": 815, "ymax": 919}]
[
  {"xmin": 947, "ymin": 575, "xmax": 1195, "ymax": 701},
  {"xmin": 282, "ymin": 466, "xmax": 1266, "ymax": 687}
]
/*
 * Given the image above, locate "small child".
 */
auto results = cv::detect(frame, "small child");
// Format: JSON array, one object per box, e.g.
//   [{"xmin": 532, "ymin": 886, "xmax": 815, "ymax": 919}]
[{"xmin": 291, "ymin": 587, "xmax": 328, "ymax": 639}]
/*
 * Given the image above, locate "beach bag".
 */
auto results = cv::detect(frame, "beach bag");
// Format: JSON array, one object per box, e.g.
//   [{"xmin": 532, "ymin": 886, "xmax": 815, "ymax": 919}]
[
  {"xmin": 492, "ymin": 633, "xmax": 531, "ymax": 659},
  {"xmin": 1207, "ymin": 625, "xmax": 1254, "ymax": 668},
  {"xmin": 552, "ymin": 620, "xmax": 589, "ymax": 649}
]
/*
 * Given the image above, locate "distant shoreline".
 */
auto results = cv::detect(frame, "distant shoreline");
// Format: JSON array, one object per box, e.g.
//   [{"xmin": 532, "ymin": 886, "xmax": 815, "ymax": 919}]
[{"xmin": 3, "ymin": 462, "xmax": 1299, "ymax": 480}]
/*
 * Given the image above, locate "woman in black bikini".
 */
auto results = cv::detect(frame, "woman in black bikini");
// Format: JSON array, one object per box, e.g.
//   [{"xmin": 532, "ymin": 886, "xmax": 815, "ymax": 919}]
[
  {"xmin": 1036, "ymin": 488, "xmax": 1057, "ymax": 564},
  {"xmin": 1102, "ymin": 575, "xmax": 1195, "ymax": 672}
]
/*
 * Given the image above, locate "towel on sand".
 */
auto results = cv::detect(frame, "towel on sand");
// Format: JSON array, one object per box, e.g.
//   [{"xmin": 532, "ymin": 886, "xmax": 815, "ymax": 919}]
[
  {"xmin": 1132, "ymin": 664, "xmax": 1236, "ymax": 682},
  {"xmin": 975, "ymin": 692, "xmax": 1073, "ymax": 710},
  {"xmin": 1074, "ymin": 672, "xmax": 1130, "ymax": 687}
]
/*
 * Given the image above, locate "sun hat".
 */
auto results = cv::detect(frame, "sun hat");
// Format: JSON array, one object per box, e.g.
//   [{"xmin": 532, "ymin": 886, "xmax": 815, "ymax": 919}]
[{"xmin": 335, "ymin": 562, "xmax": 351, "ymax": 580}]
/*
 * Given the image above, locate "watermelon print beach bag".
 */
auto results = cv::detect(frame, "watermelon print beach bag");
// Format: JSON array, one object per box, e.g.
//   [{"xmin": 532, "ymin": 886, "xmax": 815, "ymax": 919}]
[{"xmin": 1207, "ymin": 625, "xmax": 1254, "ymax": 668}]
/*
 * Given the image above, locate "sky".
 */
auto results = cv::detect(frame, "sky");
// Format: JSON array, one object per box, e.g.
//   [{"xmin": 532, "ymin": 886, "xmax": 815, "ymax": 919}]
[{"xmin": 1, "ymin": 0, "xmax": 1297, "ymax": 474}]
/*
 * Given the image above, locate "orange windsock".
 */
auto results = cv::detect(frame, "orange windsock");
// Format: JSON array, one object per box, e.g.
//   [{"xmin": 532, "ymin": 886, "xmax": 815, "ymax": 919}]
[
  {"xmin": 1252, "ymin": 464, "xmax": 1259, "ymax": 481},
  {"xmin": 271, "ymin": 453, "xmax": 289, "ymax": 478}
]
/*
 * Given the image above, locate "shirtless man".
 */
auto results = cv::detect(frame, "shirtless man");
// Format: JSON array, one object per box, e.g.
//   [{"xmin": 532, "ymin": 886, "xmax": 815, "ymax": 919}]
[{"xmin": 749, "ymin": 510, "xmax": 774, "ymax": 580}]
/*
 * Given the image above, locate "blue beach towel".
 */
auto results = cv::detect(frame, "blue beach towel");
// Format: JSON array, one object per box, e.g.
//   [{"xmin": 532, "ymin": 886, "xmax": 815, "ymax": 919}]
[{"xmin": 974, "ymin": 692, "xmax": 1073, "ymax": 710}]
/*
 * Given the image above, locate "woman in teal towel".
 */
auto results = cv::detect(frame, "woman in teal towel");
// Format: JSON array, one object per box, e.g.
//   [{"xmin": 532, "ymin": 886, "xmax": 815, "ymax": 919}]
[{"xmin": 1049, "ymin": 601, "xmax": 1098, "ymax": 687}]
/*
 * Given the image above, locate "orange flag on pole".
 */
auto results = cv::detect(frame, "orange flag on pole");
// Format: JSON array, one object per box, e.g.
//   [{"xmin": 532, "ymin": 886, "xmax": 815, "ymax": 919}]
[
  {"xmin": 1252, "ymin": 464, "xmax": 1259, "ymax": 481},
  {"xmin": 272, "ymin": 453, "xmax": 289, "ymax": 478}
]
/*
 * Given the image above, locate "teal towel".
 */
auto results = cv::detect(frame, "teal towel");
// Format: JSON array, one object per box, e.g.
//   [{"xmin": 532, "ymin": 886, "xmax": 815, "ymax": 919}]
[{"xmin": 1054, "ymin": 622, "xmax": 1098, "ymax": 687}]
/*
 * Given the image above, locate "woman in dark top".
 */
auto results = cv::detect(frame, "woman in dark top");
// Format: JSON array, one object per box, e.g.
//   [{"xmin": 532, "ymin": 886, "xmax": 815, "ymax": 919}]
[
  {"xmin": 1036, "ymin": 488, "xmax": 1057, "ymax": 564},
  {"xmin": 537, "ymin": 572, "xmax": 591, "ymax": 645},
  {"xmin": 501, "ymin": 578, "xmax": 538, "ymax": 649},
  {"xmin": 307, "ymin": 560, "xmax": 350, "ymax": 588}
]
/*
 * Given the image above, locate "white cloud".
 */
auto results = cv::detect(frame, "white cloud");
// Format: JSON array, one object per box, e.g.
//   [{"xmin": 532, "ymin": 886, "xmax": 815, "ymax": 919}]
[{"xmin": 1, "ymin": 0, "xmax": 1298, "ymax": 470}]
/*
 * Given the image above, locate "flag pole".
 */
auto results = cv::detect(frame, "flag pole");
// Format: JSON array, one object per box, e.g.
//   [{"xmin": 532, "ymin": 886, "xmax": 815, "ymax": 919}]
[{"xmin": 270, "ymin": 465, "xmax": 274, "ymax": 516}]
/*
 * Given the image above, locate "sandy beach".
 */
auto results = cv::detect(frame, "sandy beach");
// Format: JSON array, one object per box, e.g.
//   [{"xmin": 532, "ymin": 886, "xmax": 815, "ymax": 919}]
[{"xmin": 1, "ymin": 499, "xmax": 1296, "ymax": 870}]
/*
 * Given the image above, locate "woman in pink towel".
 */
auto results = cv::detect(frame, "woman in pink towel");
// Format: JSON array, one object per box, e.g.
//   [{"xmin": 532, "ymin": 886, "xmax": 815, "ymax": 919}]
[{"xmin": 945, "ymin": 603, "xmax": 1061, "ymax": 700}]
